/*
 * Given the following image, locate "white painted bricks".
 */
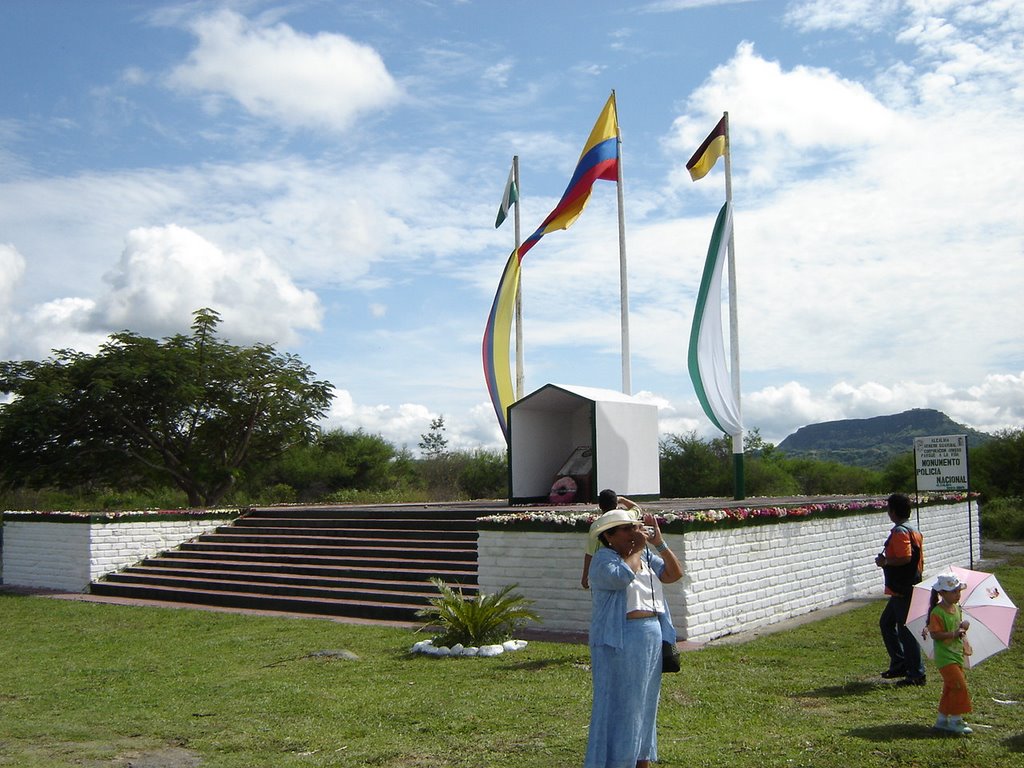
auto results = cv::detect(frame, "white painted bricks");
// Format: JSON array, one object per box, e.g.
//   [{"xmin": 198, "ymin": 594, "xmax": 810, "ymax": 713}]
[
  {"xmin": 479, "ymin": 501, "xmax": 980, "ymax": 643},
  {"xmin": 2, "ymin": 517, "xmax": 235, "ymax": 592}
]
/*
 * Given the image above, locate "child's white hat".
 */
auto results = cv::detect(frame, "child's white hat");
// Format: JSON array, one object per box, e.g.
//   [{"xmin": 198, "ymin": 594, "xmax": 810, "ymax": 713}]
[{"xmin": 932, "ymin": 573, "xmax": 965, "ymax": 592}]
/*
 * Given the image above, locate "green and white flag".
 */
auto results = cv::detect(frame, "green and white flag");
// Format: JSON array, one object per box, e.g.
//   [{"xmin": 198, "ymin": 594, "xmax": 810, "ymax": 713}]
[
  {"xmin": 687, "ymin": 201, "xmax": 742, "ymax": 437},
  {"xmin": 494, "ymin": 164, "xmax": 518, "ymax": 228}
]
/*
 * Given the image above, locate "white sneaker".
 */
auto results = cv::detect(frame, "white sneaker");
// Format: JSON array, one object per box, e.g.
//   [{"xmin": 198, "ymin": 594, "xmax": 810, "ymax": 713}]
[
  {"xmin": 933, "ymin": 714, "xmax": 949, "ymax": 731},
  {"xmin": 948, "ymin": 716, "xmax": 973, "ymax": 735}
]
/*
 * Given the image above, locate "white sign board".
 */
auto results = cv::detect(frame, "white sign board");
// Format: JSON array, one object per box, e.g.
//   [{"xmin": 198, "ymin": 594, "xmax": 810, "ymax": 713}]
[{"xmin": 914, "ymin": 434, "xmax": 969, "ymax": 492}]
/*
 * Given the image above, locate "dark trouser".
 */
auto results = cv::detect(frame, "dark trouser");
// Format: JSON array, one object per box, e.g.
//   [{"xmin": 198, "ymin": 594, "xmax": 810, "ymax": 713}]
[{"xmin": 879, "ymin": 592, "xmax": 924, "ymax": 678}]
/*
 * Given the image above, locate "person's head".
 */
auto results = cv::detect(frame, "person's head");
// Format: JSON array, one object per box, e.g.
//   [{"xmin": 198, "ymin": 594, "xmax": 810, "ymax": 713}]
[
  {"xmin": 598, "ymin": 488, "xmax": 618, "ymax": 512},
  {"xmin": 590, "ymin": 509, "xmax": 640, "ymax": 549},
  {"xmin": 887, "ymin": 493, "xmax": 912, "ymax": 522},
  {"xmin": 933, "ymin": 573, "xmax": 965, "ymax": 604}
]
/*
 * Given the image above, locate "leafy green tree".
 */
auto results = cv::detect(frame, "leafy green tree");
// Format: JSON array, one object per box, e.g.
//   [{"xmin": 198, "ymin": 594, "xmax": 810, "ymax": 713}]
[
  {"xmin": 879, "ymin": 451, "xmax": 915, "ymax": 493},
  {"xmin": 778, "ymin": 456, "xmax": 879, "ymax": 495},
  {"xmin": 970, "ymin": 427, "xmax": 1024, "ymax": 500},
  {"xmin": 247, "ymin": 427, "xmax": 415, "ymax": 501},
  {"xmin": 659, "ymin": 431, "xmax": 732, "ymax": 497},
  {"xmin": 418, "ymin": 416, "xmax": 449, "ymax": 458},
  {"xmin": 456, "ymin": 448, "xmax": 508, "ymax": 500},
  {"xmin": 0, "ymin": 308, "xmax": 333, "ymax": 507}
]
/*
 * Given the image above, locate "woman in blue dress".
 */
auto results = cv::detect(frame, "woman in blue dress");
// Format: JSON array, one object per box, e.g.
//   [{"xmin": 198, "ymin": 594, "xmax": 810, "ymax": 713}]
[{"xmin": 585, "ymin": 509, "xmax": 683, "ymax": 768}]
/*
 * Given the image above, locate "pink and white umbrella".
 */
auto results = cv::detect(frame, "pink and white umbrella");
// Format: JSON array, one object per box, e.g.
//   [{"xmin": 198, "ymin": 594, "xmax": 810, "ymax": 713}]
[{"xmin": 907, "ymin": 565, "xmax": 1018, "ymax": 668}]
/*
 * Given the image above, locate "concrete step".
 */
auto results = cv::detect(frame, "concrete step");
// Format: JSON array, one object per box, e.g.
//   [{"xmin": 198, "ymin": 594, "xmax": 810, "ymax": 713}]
[
  {"xmin": 98, "ymin": 570, "xmax": 455, "ymax": 605},
  {"xmin": 136, "ymin": 555, "xmax": 477, "ymax": 584},
  {"xmin": 208, "ymin": 528, "xmax": 478, "ymax": 545},
  {"xmin": 160, "ymin": 548, "xmax": 478, "ymax": 573},
  {"xmin": 89, "ymin": 504, "xmax": 484, "ymax": 621},
  {"xmin": 232, "ymin": 516, "xmax": 478, "ymax": 530},
  {"xmin": 177, "ymin": 540, "xmax": 477, "ymax": 562},
  {"xmin": 115, "ymin": 563, "xmax": 477, "ymax": 594},
  {"xmin": 89, "ymin": 580, "xmax": 427, "ymax": 621}
]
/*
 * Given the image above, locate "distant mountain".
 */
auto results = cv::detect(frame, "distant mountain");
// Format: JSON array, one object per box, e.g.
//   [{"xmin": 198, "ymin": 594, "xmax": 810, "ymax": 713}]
[{"xmin": 776, "ymin": 408, "xmax": 993, "ymax": 469}]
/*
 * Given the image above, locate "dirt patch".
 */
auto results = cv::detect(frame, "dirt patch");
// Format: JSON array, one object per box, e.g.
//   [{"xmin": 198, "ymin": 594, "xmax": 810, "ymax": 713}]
[{"xmin": 110, "ymin": 746, "xmax": 203, "ymax": 767}]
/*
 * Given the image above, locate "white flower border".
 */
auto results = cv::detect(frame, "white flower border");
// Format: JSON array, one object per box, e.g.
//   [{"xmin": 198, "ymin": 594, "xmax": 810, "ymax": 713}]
[{"xmin": 411, "ymin": 639, "xmax": 528, "ymax": 657}]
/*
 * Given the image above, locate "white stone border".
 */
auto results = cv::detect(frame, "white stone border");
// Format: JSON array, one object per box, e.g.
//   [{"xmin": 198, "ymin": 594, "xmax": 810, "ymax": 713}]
[{"xmin": 411, "ymin": 639, "xmax": 529, "ymax": 657}]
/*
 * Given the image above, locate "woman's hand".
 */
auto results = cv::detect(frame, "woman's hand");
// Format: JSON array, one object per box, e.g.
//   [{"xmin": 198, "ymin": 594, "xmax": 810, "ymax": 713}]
[{"xmin": 642, "ymin": 513, "xmax": 663, "ymax": 547}]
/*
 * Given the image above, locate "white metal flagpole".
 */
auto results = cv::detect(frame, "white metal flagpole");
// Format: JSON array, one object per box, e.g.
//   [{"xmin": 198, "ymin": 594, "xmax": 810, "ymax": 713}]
[
  {"xmin": 513, "ymin": 155, "xmax": 524, "ymax": 400},
  {"xmin": 613, "ymin": 91, "xmax": 631, "ymax": 395},
  {"xmin": 722, "ymin": 111, "xmax": 745, "ymax": 498}
]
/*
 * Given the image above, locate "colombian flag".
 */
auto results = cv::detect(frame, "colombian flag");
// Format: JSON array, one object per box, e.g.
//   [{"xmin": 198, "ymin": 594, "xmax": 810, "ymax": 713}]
[
  {"xmin": 482, "ymin": 94, "xmax": 621, "ymax": 440},
  {"xmin": 517, "ymin": 93, "xmax": 620, "ymax": 260}
]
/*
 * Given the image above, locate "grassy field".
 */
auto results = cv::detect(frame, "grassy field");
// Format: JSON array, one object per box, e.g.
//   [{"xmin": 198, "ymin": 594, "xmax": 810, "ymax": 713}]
[{"xmin": 1, "ymin": 551, "xmax": 1022, "ymax": 768}]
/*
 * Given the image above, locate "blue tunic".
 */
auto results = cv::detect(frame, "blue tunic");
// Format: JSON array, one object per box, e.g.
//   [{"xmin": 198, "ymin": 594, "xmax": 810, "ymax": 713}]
[{"xmin": 584, "ymin": 546, "xmax": 676, "ymax": 767}]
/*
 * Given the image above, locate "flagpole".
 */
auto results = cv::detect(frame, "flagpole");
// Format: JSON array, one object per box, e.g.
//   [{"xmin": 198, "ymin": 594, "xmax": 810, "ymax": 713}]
[
  {"xmin": 512, "ymin": 155, "xmax": 524, "ymax": 400},
  {"xmin": 612, "ymin": 90, "xmax": 632, "ymax": 395},
  {"xmin": 722, "ymin": 111, "xmax": 745, "ymax": 499}
]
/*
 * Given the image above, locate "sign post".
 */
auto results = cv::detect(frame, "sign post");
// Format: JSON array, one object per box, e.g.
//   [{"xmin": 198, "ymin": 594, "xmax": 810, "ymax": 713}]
[{"xmin": 914, "ymin": 434, "xmax": 972, "ymax": 566}]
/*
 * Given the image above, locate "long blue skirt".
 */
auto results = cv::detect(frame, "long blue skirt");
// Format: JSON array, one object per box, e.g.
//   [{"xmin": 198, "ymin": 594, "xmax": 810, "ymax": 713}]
[{"xmin": 584, "ymin": 617, "xmax": 662, "ymax": 767}]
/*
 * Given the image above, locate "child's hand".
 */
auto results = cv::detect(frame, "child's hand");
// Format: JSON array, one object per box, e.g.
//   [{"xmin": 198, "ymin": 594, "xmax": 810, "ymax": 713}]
[{"xmin": 959, "ymin": 619, "xmax": 970, "ymax": 631}]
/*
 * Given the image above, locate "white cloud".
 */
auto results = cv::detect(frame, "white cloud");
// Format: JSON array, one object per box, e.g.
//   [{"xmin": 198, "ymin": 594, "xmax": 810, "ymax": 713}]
[
  {"xmin": 785, "ymin": 0, "xmax": 902, "ymax": 32},
  {"xmin": 23, "ymin": 298, "xmax": 106, "ymax": 360},
  {"xmin": 324, "ymin": 389, "xmax": 435, "ymax": 452},
  {"xmin": 0, "ymin": 243, "xmax": 26, "ymax": 350},
  {"xmin": 665, "ymin": 41, "xmax": 905, "ymax": 191},
  {"xmin": 167, "ymin": 9, "xmax": 401, "ymax": 132},
  {"xmin": 2, "ymin": 223, "xmax": 324, "ymax": 360},
  {"xmin": 92, "ymin": 224, "xmax": 322, "ymax": 345},
  {"xmin": 742, "ymin": 374, "xmax": 1024, "ymax": 444},
  {"xmin": 483, "ymin": 60, "xmax": 514, "ymax": 89}
]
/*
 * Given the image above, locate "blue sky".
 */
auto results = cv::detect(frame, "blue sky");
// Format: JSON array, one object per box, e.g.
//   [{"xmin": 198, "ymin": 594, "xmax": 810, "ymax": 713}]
[{"xmin": 1, "ymin": 0, "xmax": 1022, "ymax": 456}]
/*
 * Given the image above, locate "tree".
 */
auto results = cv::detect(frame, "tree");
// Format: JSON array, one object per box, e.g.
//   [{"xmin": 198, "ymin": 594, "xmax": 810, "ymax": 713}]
[
  {"xmin": 970, "ymin": 427, "xmax": 1024, "ymax": 500},
  {"xmin": 419, "ymin": 416, "xmax": 449, "ymax": 458},
  {"xmin": 0, "ymin": 308, "xmax": 334, "ymax": 507},
  {"xmin": 659, "ymin": 431, "xmax": 732, "ymax": 497},
  {"xmin": 246, "ymin": 427, "xmax": 416, "ymax": 500}
]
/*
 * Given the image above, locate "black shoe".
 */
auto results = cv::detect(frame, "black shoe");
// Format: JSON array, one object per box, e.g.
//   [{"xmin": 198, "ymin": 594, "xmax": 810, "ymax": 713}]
[
  {"xmin": 880, "ymin": 668, "xmax": 906, "ymax": 679},
  {"xmin": 895, "ymin": 675, "xmax": 926, "ymax": 686}
]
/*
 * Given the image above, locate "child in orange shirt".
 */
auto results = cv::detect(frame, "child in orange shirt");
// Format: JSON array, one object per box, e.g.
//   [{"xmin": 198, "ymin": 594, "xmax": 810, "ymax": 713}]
[{"xmin": 925, "ymin": 574, "xmax": 973, "ymax": 735}]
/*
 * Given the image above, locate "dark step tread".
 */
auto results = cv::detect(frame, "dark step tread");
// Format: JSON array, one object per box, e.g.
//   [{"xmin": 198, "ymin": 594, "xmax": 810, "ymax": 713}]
[
  {"xmin": 179, "ymin": 541, "xmax": 477, "ymax": 560},
  {"xmin": 89, "ymin": 582, "xmax": 425, "ymax": 619},
  {"xmin": 241, "ymin": 507, "xmax": 485, "ymax": 521},
  {"xmin": 102, "ymin": 572, "xmax": 444, "ymax": 603},
  {"xmin": 121, "ymin": 564, "xmax": 476, "ymax": 593},
  {"xmin": 233, "ymin": 518, "xmax": 478, "ymax": 529},
  {"xmin": 161, "ymin": 549, "xmax": 477, "ymax": 570},
  {"xmin": 141, "ymin": 555, "xmax": 477, "ymax": 582},
  {"xmin": 204, "ymin": 531, "xmax": 477, "ymax": 547}
]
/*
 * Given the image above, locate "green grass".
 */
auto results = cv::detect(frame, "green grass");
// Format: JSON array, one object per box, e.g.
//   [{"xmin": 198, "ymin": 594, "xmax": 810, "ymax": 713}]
[{"xmin": 2, "ymin": 552, "xmax": 1022, "ymax": 768}]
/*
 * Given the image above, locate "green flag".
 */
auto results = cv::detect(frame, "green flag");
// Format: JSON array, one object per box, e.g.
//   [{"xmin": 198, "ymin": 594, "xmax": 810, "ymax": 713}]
[{"xmin": 494, "ymin": 164, "xmax": 518, "ymax": 228}]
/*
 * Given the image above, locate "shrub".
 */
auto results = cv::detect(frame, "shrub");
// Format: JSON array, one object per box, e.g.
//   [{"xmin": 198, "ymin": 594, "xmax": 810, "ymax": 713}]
[
  {"xmin": 416, "ymin": 577, "xmax": 540, "ymax": 647},
  {"xmin": 457, "ymin": 449, "xmax": 507, "ymax": 499},
  {"xmin": 980, "ymin": 497, "xmax": 1024, "ymax": 540}
]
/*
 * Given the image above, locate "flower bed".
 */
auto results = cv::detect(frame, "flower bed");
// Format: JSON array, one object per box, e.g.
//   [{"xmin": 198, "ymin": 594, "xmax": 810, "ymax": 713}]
[
  {"xmin": 477, "ymin": 492, "xmax": 975, "ymax": 533},
  {"xmin": 1, "ymin": 508, "xmax": 240, "ymax": 524}
]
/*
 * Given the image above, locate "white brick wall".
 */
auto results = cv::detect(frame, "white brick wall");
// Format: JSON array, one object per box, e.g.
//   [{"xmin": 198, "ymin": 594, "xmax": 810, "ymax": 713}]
[
  {"xmin": 2, "ymin": 517, "xmax": 235, "ymax": 592},
  {"xmin": 479, "ymin": 501, "xmax": 981, "ymax": 643}
]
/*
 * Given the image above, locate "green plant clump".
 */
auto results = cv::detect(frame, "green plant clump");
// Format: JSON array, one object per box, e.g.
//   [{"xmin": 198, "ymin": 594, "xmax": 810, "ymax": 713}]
[
  {"xmin": 416, "ymin": 577, "xmax": 541, "ymax": 647},
  {"xmin": 981, "ymin": 496, "xmax": 1024, "ymax": 540}
]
